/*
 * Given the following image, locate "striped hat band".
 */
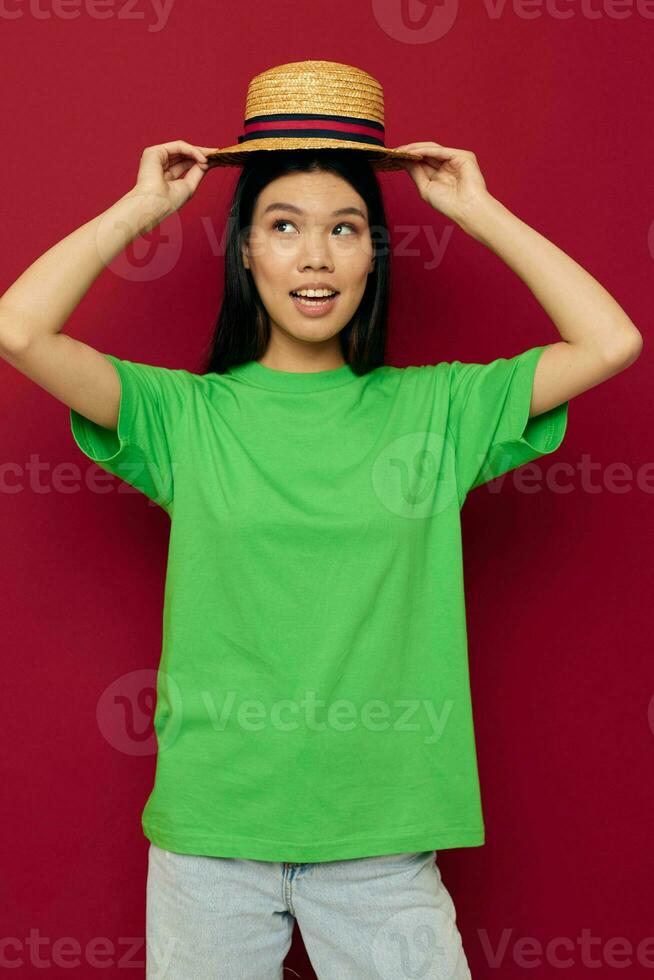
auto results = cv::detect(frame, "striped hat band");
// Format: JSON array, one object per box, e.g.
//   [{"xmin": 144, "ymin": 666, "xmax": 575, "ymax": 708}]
[{"xmin": 237, "ymin": 113, "xmax": 385, "ymax": 148}]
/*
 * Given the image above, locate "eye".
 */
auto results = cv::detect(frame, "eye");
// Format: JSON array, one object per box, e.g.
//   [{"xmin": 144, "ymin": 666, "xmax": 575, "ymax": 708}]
[
  {"xmin": 271, "ymin": 219, "xmax": 358, "ymax": 236},
  {"xmin": 272, "ymin": 219, "xmax": 296, "ymax": 234}
]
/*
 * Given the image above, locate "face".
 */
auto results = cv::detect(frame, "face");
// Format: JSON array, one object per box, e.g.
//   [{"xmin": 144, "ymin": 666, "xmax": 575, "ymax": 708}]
[{"xmin": 241, "ymin": 169, "xmax": 376, "ymax": 348}]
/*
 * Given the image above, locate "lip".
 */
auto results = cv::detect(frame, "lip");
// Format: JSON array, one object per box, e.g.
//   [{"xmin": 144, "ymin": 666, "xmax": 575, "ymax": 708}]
[
  {"xmin": 290, "ymin": 292, "xmax": 339, "ymax": 318},
  {"xmin": 289, "ymin": 282, "xmax": 339, "ymax": 293}
]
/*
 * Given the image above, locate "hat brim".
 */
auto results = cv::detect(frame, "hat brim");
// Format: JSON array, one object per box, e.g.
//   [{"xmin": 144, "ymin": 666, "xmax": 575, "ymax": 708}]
[{"xmin": 203, "ymin": 137, "xmax": 423, "ymax": 172}]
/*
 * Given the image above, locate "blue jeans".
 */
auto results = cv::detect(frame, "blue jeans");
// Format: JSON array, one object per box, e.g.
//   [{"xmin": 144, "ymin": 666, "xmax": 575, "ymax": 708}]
[{"xmin": 146, "ymin": 842, "xmax": 472, "ymax": 979}]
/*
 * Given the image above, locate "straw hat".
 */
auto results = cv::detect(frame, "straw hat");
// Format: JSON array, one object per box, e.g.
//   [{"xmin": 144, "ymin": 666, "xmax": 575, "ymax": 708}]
[{"xmin": 205, "ymin": 60, "xmax": 423, "ymax": 173}]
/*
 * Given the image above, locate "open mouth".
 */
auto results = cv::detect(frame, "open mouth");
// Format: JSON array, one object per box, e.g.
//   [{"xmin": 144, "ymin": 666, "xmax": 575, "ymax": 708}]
[
  {"xmin": 289, "ymin": 291, "xmax": 339, "ymax": 307},
  {"xmin": 289, "ymin": 291, "xmax": 340, "ymax": 315}
]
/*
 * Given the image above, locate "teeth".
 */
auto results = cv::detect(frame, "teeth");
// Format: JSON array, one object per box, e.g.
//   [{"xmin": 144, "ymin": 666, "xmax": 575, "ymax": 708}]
[{"xmin": 292, "ymin": 289, "xmax": 336, "ymax": 297}]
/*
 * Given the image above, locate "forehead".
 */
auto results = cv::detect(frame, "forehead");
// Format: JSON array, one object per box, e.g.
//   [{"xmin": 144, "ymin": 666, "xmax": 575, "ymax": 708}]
[{"xmin": 254, "ymin": 171, "xmax": 368, "ymax": 220}]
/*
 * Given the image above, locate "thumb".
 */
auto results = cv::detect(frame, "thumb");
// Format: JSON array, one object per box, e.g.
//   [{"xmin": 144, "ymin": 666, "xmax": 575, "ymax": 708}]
[
  {"xmin": 180, "ymin": 160, "xmax": 209, "ymax": 197},
  {"xmin": 404, "ymin": 161, "xmax": 430, "ymax": 196}
]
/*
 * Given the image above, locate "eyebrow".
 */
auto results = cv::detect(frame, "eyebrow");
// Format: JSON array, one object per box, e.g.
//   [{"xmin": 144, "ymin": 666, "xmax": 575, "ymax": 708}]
[{"xmin": 262, "ymin": 202, "xmax": 367, "ymax": 220}]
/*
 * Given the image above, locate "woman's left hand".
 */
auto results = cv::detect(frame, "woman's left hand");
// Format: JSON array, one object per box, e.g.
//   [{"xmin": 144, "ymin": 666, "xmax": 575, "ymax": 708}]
[{"xmin": 393, "ymin": 142, "xmax": 491, "ymax": 228}]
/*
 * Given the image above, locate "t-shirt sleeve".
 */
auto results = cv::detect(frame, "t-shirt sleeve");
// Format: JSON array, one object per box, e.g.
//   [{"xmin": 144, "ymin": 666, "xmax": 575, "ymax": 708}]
[
  {"xmin": 446, "ymin": 344, "xmax": 569, "ymax": 501},
  {"xmin": 69, "ymin": 353, "xmax": 189, "ymax": 510}
]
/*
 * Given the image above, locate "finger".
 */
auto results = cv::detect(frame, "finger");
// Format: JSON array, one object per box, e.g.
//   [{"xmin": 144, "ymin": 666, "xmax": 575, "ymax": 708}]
[
  {"xmin": 396, "ymin": 142, "xmax": 462, "ymax": 156},
  {"xmin": 166, "ymin": 159, "xmax": 198, "ymax": 180},
  {"xmin": 395, "ymin": 142, "xmax": 442, "ymax": 150},
  {"xmin": 394, "ymin": 147, "xmax": 425, "ymax": 158},
  {"xmin": 165, "ymin": 153, "xmax": 197, "ymax": 164},
  {"xmin": 157, "ymin": 140, "xmax": 208, "ymax": 161},
  {"xmin": 180, "ymin": 161, "xmax": 208, "ymax": 196},
  {"xmin": 140, "ymin": 144, "xmax": 208, "ymax": 184},
  {"xmin": 142, "ymin": 143, "xmax": 208, "ymax": 173},
  {"xmin": 400, "ymin": 144, "xmax": 474, "ymax": 162},
  {"xmin": 403, "ymin": 162, "xmax": 431, "ymax": 196}
]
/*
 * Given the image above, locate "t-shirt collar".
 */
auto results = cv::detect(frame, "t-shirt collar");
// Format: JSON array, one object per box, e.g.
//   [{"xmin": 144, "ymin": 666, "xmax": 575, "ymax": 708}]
[{"xmin": 224, "ymin": 359, "xmax": 360, "ymax": 393}]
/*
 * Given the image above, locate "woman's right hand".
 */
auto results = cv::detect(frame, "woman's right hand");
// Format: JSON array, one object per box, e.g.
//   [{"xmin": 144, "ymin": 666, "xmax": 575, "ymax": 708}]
[{"xmin": 127, "ymin": 140, "xmax": 214, "ymax": 219}]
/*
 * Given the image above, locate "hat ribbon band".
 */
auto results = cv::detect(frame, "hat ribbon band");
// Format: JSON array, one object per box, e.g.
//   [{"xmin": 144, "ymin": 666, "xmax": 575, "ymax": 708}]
[{"xmin": 237, "ymin": 112, "xmax": 385, "ymax": 147}]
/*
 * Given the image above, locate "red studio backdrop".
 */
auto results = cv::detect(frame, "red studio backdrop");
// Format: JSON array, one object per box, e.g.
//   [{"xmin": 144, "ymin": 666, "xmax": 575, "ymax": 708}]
[{"xmin": 2, "ymin": 3, "xmax": 652, "ymax": 978}]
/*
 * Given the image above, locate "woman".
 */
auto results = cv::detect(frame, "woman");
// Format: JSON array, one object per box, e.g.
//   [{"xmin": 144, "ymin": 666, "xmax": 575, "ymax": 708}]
[{"xmin": 1, "ymin": 79, "xmax": 642, "ymax": 980}]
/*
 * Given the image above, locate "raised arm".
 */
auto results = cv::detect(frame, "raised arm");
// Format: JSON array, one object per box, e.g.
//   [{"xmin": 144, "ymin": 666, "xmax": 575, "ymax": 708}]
[
  {"xmin": 457, "ymin": 191, "xmax": 643, "ymax": 416},
  {"xmin": 394, "ymin": 140, "xmax": 644, "ymax": 413},
  {"xmin": 0, "ymin": 140, "xmax": 211, "ymax": 429}
]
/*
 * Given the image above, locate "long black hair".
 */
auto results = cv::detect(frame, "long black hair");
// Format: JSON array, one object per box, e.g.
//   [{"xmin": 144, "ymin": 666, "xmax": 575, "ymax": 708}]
[{"xmin": 198, "ymin": 149, "xmax": 392, "ymax": 376}]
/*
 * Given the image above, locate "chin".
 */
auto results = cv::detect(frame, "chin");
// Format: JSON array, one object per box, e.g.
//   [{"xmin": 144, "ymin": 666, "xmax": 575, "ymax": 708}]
[{"xmin": 274, "ymin": 320, "xmax": 346, "ymax": 344}]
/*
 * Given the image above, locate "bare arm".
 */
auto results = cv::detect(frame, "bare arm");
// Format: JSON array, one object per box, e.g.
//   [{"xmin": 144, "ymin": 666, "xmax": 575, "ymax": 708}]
[
  {"xmin": 394, "ymin": 141, "xmax": 644, "ymax": 414},
  {"xmin": 460, "ymin": 192, "xmax": 644, "ymax": 416},
  {"xmin": 0, "ymin": 140, "xmax": 212, "ymax": 430}
]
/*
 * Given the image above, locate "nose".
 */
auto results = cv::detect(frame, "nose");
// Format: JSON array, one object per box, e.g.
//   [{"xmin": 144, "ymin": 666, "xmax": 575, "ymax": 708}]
[{"xmin": 297, "ymin": 228, "xmax": 335, "ymax": 271}]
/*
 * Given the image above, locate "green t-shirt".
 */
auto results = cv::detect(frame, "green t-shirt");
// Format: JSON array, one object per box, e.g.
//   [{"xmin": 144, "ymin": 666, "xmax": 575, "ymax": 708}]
[{"xmin": 69, "ymin": 345, "xmax": 569, "ymax": 862}]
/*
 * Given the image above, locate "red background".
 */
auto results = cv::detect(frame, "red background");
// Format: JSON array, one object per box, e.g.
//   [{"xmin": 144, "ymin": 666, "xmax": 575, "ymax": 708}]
[{"xmin": 2, "ymin": 1, "xmax": 652, "ymax": 977}]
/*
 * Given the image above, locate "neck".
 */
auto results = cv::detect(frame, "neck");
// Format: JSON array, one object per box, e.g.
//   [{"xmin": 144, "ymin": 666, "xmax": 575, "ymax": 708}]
[{"xmin": 258, "ymin": 328, "xmax": 345, "ymax": 373}]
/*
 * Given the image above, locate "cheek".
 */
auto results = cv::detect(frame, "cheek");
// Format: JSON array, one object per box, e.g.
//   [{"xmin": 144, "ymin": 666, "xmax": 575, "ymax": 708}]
[
  {"xmin": 336, "ymin": 237, "xmax": 373, "ymax": 269},
  {"xmin": 248, "ymin": 230, "xmax": 291, "ymax": 270},
  {"xmin": 252, "ymin": 258, "xmax": 289, "ymax": 294}
]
